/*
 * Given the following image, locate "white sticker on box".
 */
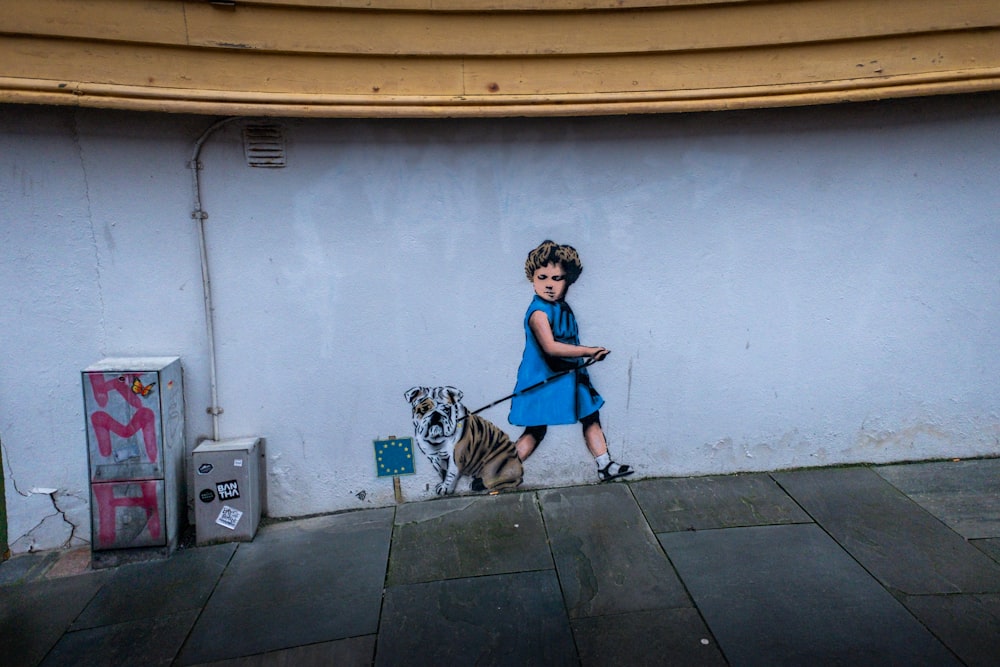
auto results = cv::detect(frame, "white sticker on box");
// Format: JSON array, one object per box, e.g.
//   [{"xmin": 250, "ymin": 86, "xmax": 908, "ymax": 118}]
[
  {"xmin": 216, "ymin": 505, "xmax": 243, "ymax": 530},
  {"xmin": 234, "ymin": 459, "xmax": 244, "ymax": 467}
]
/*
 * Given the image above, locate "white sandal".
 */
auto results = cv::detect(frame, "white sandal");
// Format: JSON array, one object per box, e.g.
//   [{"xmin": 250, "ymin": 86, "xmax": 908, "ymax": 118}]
[{"xmin": 598, "ymin": 461, "xmax": 634, "ymax": 482}]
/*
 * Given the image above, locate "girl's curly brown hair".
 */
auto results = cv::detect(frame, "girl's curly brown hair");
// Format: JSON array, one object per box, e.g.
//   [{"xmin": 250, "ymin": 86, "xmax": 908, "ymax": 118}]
[{"xmin": 524, "ymin": 240, "xmax": 583, "ymax": 285}]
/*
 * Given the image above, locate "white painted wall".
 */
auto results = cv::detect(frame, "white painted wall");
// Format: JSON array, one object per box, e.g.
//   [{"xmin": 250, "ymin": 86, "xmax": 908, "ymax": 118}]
[{"xmin": 2, "ymin": 95, "xmax": 999, "ymax": 552}]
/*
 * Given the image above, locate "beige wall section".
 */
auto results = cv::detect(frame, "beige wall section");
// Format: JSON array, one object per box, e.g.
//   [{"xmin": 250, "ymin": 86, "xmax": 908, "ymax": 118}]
[{"xmin": 1, "ymin": 0, "xmax": 999, "ymax": 116}]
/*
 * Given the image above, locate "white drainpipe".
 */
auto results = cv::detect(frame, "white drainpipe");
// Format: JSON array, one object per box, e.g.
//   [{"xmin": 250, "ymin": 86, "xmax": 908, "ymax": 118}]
[{"xmin": 188, "ymin": 116, "xmax": 241, "ymax": 441}]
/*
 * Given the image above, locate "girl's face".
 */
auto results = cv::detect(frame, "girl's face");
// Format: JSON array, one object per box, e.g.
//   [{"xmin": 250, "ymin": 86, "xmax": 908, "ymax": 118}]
[{"xmin": 531, "ymin": 262, "xmax": 568, "ymax": 302}]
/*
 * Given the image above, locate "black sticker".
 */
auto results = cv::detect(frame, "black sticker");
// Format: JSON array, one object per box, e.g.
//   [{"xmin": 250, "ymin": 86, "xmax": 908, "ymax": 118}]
[
  {"xmin": 197, "ymin": 463, "xmax": 214, "ymax": 475},
  {"xmin": 216, "ymin": 479, "xmax": 240, "ymax": 501},
  {"xmin": 199, "ymin": 488, "xmax": 216, "ymax": 503}
]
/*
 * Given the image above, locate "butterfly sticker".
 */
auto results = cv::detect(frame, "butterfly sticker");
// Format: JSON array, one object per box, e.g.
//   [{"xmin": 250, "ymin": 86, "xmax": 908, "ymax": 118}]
[{"xmin": 131, "ymin": 377, "xmax": 156, "ymax": 397}]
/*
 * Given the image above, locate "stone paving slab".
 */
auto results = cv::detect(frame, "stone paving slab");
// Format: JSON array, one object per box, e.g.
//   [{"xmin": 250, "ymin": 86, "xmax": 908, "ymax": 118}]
[
  {"xmin": 631, "ymin": 473, "xmax": 811, "ymax": 533},
  {"xmin": 189, "ymin": 635, "xmax": 376, "ymax": 667},
  {"xmin": 876, "ymin": 458, "xmax": 1000, "ymax": 539},
  {"xmin": 377, "ymin": 570, "xmax": 577, "ymax": 667},
  {"xmin": 773, "ymin": 467, "xmax": 1000, "ymax": 594},
  {"xmin": 0, "ymin": 550, "xmax": 60, "ymax": 585},
  {"xmin": 539, "ymin": 484, "xmax": 690, "ymax": 619},
  {"xmin": 70, "ymin": 543, "xmax": 235, "ymax": 630},
  {"xmin": 571, "ymin": 607, "xmax": 727, "ymax": 666},
  {"xmin": 659, "ymin": 523, "xmax": 961, "ymax": 666},
  {"xmin": 40, "ymin": 610, "xmax": 200, "ymax": 667},
  {"xmin": 0, "ymin": 571, "xmax": 109, "ymax": 667},
  {"xmin": 974, "ymin": 538, "xmax": 1000, "ymax": 564},
  {"xmin": 7, "ymin": 458, "xmax": 1000, "ymax": 666},
  {"xmin": 175, "ymin": 508, "xmax": 394, "ymax": 665},
  {"xmin": 46, "ymin": 547, "xmax": 93, "ymax": 579},
  {"xmin": 900, "ymin": 593, "xmax": 1000, "ymax": 667},
  {"xmin": 388, "ymin": 492, "xmax": 551, "ymax": 586}
]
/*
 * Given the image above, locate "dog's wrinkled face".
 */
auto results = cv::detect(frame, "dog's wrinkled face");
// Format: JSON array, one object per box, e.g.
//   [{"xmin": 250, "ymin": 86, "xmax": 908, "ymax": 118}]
[{"xmin": 405, "ymin": 386, "xmax": 466, "ymax": 445}]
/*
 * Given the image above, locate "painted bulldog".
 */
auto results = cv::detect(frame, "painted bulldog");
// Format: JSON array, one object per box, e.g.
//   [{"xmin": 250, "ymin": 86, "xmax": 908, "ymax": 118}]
[{"xmin": 405, "ymin": 385, "xmax": 523, "ymax": 495}]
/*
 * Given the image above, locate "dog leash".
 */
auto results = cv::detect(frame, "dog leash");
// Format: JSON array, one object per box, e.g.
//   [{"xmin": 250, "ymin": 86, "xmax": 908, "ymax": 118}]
[{"xmin": 462, "ymin": 357, "xmax": 599, "ymax": 419}]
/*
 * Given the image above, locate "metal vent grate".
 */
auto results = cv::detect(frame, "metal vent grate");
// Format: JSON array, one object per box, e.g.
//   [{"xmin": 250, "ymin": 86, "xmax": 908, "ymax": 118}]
[{"xmin": 242, "ymin": 124, "xmax": 286, "ymax": 168}]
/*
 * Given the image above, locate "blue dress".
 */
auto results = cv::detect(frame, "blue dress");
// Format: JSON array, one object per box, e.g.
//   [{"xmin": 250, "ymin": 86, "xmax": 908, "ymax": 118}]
[{"xmin": 509, "ymin": 295, "xmax": 604, "ymax": 426}]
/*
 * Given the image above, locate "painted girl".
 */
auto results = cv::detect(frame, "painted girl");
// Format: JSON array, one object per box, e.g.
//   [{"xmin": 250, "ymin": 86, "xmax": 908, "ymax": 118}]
[{"xmin": 509, "ymin": 240, "xmax": 633, "ymax": 482}]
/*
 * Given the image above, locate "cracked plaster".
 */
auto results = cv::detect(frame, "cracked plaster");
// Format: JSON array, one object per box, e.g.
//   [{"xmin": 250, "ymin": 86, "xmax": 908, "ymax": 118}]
[{"xmin": 8, "ymin": 489, "xmax": 89, "ymax": 554}]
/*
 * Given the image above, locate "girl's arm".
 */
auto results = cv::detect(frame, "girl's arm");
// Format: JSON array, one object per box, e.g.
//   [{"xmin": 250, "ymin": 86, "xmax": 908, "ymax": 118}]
[{"xmin": 528, "ymin": 310, "xmax": 610, "ymax": 361}]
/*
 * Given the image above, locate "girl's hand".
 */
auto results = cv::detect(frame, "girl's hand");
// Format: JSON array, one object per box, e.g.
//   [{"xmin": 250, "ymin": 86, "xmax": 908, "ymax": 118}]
[{"xmin": 590, "ymin": 347, "xmax": 610, "ymax": 361}]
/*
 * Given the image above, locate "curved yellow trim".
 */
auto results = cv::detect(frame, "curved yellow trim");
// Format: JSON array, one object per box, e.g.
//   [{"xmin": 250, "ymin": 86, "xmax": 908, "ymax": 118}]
[
  {"xmin": 4, "ymin": 70, "xmax": 998, "ymax": 117},
  {"xmin": 1, "ymin": 0, "xmax": 998, "ymax": 117}
]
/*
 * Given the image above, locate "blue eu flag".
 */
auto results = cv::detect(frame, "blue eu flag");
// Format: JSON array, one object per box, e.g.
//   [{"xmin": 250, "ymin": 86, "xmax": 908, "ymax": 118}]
[{"xmin": 374, "ymin": 438, "xmax": 415, "ymax": 477}]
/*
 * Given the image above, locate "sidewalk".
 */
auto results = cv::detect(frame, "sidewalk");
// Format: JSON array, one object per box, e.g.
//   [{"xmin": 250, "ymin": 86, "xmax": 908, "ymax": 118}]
[{"xmin": 2, "ymin": 458, "xmax": 1000, "ymax": 666}]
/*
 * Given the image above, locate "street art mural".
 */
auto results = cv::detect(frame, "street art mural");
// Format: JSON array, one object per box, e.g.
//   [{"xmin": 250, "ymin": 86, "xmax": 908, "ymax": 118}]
[
  {"xmin": 405, "ymin": 386, "xmax": 523, "ymax": 495},
  {"xmin": 407, "ymin": 240, "xmax": 633, "ymax": 494}
]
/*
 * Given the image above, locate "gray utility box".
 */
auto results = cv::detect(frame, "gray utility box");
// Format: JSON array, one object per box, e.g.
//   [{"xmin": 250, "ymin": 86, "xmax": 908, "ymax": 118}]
[
  {"xmin": 83, "ymin": 357, "xmax": 185, "ymax": 567},
  {"xmin": 193, "ymin": 438, "xmax": 262, "ymax": 545}
]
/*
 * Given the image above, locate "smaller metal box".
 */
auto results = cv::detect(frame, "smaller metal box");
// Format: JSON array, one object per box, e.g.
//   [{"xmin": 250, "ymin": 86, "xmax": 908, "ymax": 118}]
[{"xmin": 193, "ymin": 438, "xmax": 262, "ymax": 545}]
